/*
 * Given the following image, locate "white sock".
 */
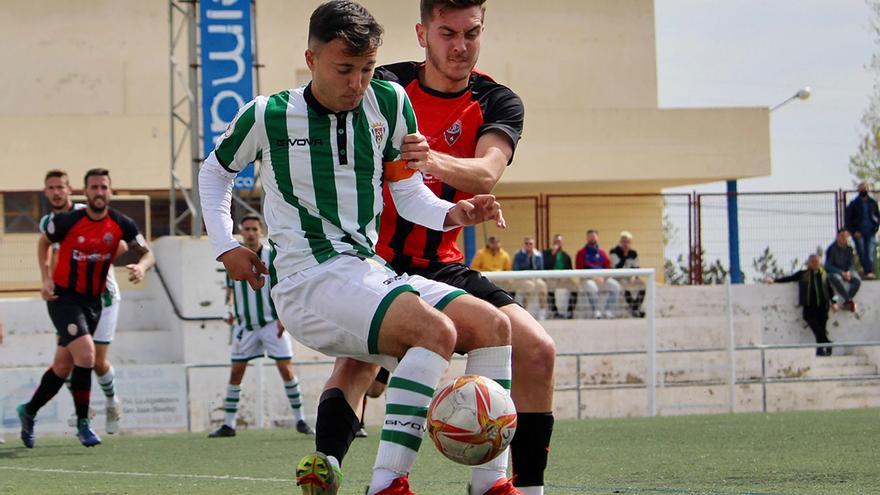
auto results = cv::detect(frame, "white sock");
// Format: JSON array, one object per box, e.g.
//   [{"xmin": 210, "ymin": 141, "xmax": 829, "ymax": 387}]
[
  {"xmin": 368, "ymin": 347, "xmax": 449, "ymax": 495},
  {"xmin": 466, "ymin": 345, "xmax": 513, "ymax": 495},
  {"xmin": 517, "ymin": 487, "xmax": 543, "ymax": 495},
  {"xmin": 97, "ymin": 366, "xmax": 117, "ymax": 402},
  {"xmin": 224, "ymin": 384, "xmax": 241, "ymax": 429},
  {"xmin": 284, "ymin": 378, "xmax": 305, "ymax": 422}
]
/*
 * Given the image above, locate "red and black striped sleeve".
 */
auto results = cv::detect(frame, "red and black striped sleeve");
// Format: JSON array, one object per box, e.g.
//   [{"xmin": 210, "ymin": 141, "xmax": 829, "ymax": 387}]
[
  {"xmin": 44, "ymin": 210, "xmax": 82, "ymax": 244},
  {"xmin": 473, "ymin": 76, "xmax": 524, "ymax": 164}
]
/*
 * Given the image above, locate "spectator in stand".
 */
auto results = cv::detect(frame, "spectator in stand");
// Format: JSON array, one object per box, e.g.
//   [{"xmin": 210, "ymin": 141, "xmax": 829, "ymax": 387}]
[
  {"xmin": 825, "ymin": 229, "xmax": 861, "ymax": 312},
  {"xmin": 512, "ymin": 237, "xmax": 548, "ymax": 318},
  {"xmin": 576, "ymin": 229, "xmax": 621, "ymax": 319},
  {"xmin": 768, "ymin": 254, "xmax": 837, "ymax": 356},
  {"xmin": 470, "ymin": 235, "xmax": 512, "ymax": 272},
  {"xmin": 845, "ymin": 181, "xmax": 879, "ymax": 279},
  {"xmin": 542, "ymin": 234, "xmax": 578, "ymax": 319},
  {"xmin": 609, "ymin": 231, "xmax": 645, "ymax": 318}
]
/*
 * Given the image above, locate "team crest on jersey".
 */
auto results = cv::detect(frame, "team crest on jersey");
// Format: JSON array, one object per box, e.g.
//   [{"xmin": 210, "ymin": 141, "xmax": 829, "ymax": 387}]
[
  {"xmin": 444, "ymin": 120, "xmax": 462, "ymax": 146},
  {"xmin": 103, "ymin": 232, "xmax": 114, "ymax": 245},
  {"xmin": 77, "ymin": 235, "xmax": 86, "ymax": 244},
  {"xmin": 371, "ymin": 122, "xmax": 386, "ymax": 145}
]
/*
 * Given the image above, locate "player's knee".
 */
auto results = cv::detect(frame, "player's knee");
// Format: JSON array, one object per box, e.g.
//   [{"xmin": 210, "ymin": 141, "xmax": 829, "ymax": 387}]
[
  {"xmin": 229, "ymin": 366, "xmax": 246, "ymax": 384},
  {"xmin": 94, "ymin": 359, "xmax": 109, "ymax": 376},
  {"xmin": 417, "ymin": 312, "xmax": 456, "ymax": 357},
  {"xmin": 485, "ymin": 309, "xmax": 512, "ymax": 346},
  {"xmin": 53, "ymin": 363, "xmax": 73, "ymax": 378},
  {"xmin": 514, "ymin": 330, "xmax": 556, "ymax": 381}
]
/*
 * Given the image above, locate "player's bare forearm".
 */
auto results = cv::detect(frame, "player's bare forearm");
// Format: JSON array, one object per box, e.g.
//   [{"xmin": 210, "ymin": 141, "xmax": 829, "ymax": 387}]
[
  {"xmin": 130, "ymin": 245, "xmax": 155, "ymax": 270},
  {"xmin": 125, "ymin": 244, "xmax": 155, "ymax": 284},
  {"xmin": 424, "ymin": 148, "xmax": 507, "ymax": 194},
  {"xmin": 417, "ymin": 132, "xmax": 512, "ymax": 194}
]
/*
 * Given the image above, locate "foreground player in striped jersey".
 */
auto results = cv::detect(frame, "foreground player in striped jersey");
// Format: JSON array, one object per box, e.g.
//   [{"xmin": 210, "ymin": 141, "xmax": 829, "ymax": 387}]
[
  {"xmin": 39, "ymin": 169, "xmax": 128, "ymax": 435},
  {"xmin": 19, "ymin": 169, "xmax": 153, "ymax": 448},
  {"xmin": 317, "ymin": 2, "xmax": 555, "ymax": 494},
  {"xmin": 199, "ymin": 3, "xmax": 513, "ymax": 494},
  {"xmin": 208, "ymin": 213, "xmax": 315, "ymax": 438}
]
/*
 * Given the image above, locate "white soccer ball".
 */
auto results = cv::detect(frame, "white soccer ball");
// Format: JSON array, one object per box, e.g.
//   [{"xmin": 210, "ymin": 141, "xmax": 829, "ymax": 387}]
[{"xmin": 427, "ymin": 374, "xmax": 517, "ymax": 466}]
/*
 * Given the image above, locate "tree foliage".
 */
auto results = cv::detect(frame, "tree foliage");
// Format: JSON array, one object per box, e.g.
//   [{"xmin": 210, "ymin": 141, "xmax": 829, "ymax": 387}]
[{"xmin": 850, "ymin": 0, "xmax": 880, "ymax": 184}]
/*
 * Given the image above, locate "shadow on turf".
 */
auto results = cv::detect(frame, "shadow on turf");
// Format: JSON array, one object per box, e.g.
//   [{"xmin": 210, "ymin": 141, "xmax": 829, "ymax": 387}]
[{"xmin": 0, "ymin": 444, "xmax": 92, "ymax": 460}]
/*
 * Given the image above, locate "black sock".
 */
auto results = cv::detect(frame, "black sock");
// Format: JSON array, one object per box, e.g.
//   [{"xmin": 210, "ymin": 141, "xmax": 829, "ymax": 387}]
[
  {"xmin": 511, "ymin": 412, "xmax": 554, "ymax": 487},
  {"xmin": 315, "ymin": 388, "xmax": 360, "ymax": 466},
  {"xmin": 70, "ymin": 366, "xmax": 93, "ymax": 421},
  {"xmin": 25, "ymin": 368, "xmax": 66, "ymax": 416}
]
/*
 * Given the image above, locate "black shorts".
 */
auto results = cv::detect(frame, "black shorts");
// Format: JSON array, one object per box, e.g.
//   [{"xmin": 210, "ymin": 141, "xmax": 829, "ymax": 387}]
[
  {"xmin": 47, "ymin": 294, "xmax": 101, "ymax": 347},
  {"xmin": 401, "ymin": 263, "xmax": 516, "ymax": 309}
]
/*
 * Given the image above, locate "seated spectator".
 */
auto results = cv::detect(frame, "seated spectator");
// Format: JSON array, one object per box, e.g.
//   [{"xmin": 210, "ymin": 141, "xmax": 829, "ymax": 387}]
[
  {"xmin": 609, "ymin": 231, "xmax": 645, "ymax": 317},
  {"xmin": 512, "ymin": 237, "xmax": 548, "ymax": 317},
  {"xmin": 576, "ymin": 229, "xmax": 621, "ymax": 319},
  {"xmin": 825, "ymin": 229, "xmax": 861, "ymax": 312},
  {"xmin": 845, "ymin": 181, "xmax": 879, "ymax": 279},
  {"xmin": 470, "ymin": 235, "xmax": 512, "ymax": 272},
  {"xmin": 769, "ymin": 254, "xmax": 837, "ymax": 356},
  {"xmin": 542, "ymin": 234, "xmax": 578, "ymax": 319}
]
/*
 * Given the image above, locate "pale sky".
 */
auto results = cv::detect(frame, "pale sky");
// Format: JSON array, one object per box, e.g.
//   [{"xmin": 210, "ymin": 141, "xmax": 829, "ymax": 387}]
[{"xmin": 655, "ymin": 0, "xmax": 876, "ymax": 193}]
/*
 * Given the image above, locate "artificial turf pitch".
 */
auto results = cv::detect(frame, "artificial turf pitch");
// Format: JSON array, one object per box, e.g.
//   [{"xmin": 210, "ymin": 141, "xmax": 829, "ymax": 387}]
[{"xmin": 1, "ymin": 408, "xmax": 877, "ymax": 494}]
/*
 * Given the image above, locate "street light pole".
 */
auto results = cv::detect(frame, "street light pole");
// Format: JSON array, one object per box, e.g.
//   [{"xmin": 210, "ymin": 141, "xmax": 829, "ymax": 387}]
[{"xmin": 726, "ymin": 87, "xmax": 811, "ymax": 284}]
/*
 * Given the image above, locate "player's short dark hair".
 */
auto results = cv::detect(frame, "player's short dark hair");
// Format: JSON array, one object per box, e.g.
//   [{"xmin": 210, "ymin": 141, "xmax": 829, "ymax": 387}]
[
  {"xmin": 837, "ymin": 228, "xmax": 849, "ymax": 235},
  {"xmin": 420, "ymin": 0, "xmax": 487, "ymax": 23},
  {"xmin": 587, "ymin": 229, "xmax": 598, "ymax": 235},
  {"xmin": 84, "ymin": 168, "xmax": 111, "ymax": 185},
  {"xmin": 44, "ymin": 169, "xmax": 69, "ymax": 185},
  {"xmin": 240, "ymin": 213, "xmax": 263, "ymax": 227},
  {"xmin": 308, "ymin": 1, "xmax": 383, "ymax": 55}
]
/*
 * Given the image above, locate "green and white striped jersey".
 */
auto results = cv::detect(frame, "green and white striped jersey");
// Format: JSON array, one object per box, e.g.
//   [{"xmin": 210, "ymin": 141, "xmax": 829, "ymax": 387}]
[
  {"xmin": 204, "ymin": 79, "xmax": 423, "ymax": 282},
  {"xmin": 226, "ymin": 243, "xmax": 277, "ymax": 331},
  {"xmin": 40, "ymin": 204, "xmax": 120, "ymax": 307}
]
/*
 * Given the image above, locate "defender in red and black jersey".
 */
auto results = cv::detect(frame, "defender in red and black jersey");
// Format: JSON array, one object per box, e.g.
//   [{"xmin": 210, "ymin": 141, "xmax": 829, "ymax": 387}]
[
  {"xmin": 375, "ymin": 60, "xmax": 523, "ymax": 278},
  {"xmin": 310, "ymin": 3, "xmax": 556, "ymax": 495},
  {"xmin": 47, "ymin": 207, "xmax": 138, "ymax": 300},
  {"xmin": 18, "ymin": 168, "xmax": 153, "ymax": 450}
]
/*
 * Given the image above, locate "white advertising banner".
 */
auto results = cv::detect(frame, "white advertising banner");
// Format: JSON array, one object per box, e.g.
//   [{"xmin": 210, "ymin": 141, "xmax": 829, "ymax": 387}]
[{"xmin": 1, "ymin": 365, "xmax": 188, "ymax": 436}]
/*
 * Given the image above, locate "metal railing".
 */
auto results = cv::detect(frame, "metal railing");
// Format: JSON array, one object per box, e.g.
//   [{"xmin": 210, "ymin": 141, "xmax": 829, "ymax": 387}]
[
  {"xmin": 556, "ymin": 340, "xmax": 880, "ymax": 419},
  {"xmin": 485, "ymin": 268, "xmax": 660, "ymax": 414}
]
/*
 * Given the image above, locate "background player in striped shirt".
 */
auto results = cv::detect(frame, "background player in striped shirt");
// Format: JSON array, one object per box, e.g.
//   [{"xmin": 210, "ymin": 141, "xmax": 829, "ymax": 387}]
[
  {"xmin": 208, "ymin": 213, "xmax": 315, "ymax": 438},
  {"xmin": 18, "ymin": 169, "xmax": 153, "ymax": 448},
  {"xmin": 198, "ymin": 2, "xmax": 513, "ymax": 494},
  {"xmin": 39, "ymin": 169, "xmax": 127, "ymax": 435},
  {"xmin": 318, "ymin": 2, "xmax": 556, "ymax": 494}
]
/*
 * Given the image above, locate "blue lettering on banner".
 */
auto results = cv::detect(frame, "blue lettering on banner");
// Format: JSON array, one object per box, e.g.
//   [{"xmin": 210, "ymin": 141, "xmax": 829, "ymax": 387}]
[{"xmin": 200, "ymin": 0, "xmax": 256, "ymax": 190}]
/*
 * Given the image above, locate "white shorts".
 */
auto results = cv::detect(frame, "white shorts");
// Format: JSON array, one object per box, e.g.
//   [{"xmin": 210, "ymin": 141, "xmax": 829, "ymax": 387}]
[
  {"xmin": 231, "ymin": 320, "xmax": 294, "ymax": 361},
  {"xmin": 93, "ymin": 301, "xmax": 119, "ymax": 345},
  {"xmin": 272, "ymin": 255, "xmax": 466, "ymax": 371}
]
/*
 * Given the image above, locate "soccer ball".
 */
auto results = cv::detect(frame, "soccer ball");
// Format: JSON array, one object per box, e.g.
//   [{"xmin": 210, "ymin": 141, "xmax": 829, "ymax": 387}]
[{"xmin": 427, "ymin": 374, "xmax": 517, "ymax": 465}]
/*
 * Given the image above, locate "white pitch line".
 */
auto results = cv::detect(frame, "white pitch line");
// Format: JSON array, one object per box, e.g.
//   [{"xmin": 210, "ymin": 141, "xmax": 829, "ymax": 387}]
[{"xmin": 0, "ymin": 465, "xmax": 291, "ymax": 483}]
